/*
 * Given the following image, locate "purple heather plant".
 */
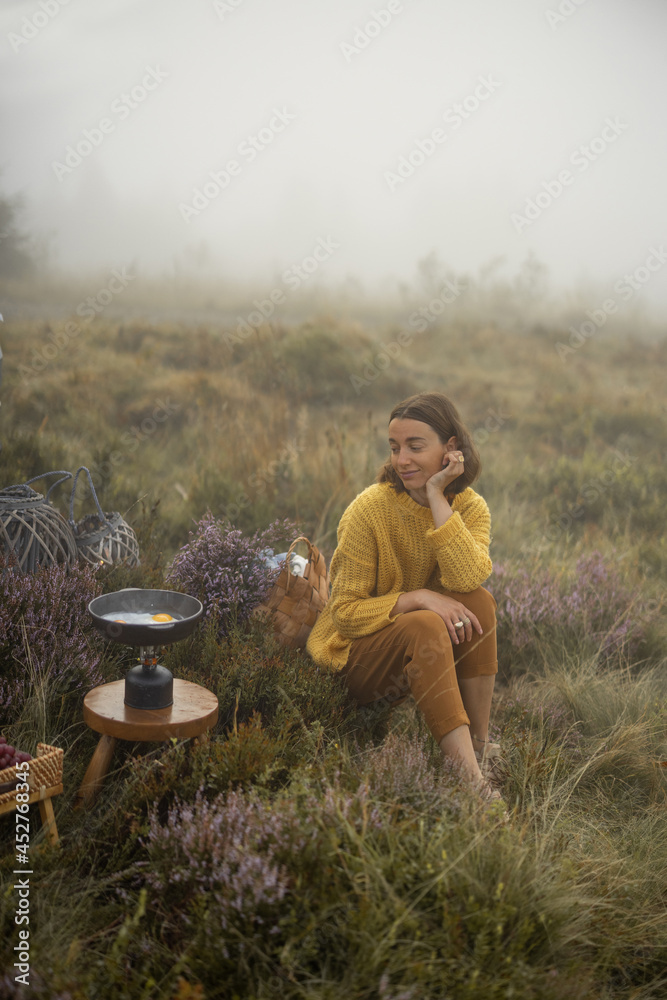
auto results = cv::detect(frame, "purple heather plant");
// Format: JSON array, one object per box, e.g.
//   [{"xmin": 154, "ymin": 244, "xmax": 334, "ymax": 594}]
[
  {"xmin": 0, "ymin": 556, "xmax": 103, "ymax": 724},
  {"xmin": 378, "ymin": 973, "xmax": 418, "ymax": 1000},
  {"xmin": 362, "ymin": 731, "xmax": 463, "ymax": 817},
  {"xmin": 500, "ymin": 696, "xmax": 584, "ymax": 752},
  {"xmin": 313, "ymin": 773, "xmax": 385, "ymax": 834},
  {"xmin": 144, "ymin": 788, "xmax": 307, "ymax": 957},
  {"xmin": 489, "ymin": 551, "xmax": 649, "ymax": 662},
  {"xmin": 142, "ymin": 777, "xmax": 391, "ymax": 965},
  {"xmin": 165, "ymin": 513, "xmax": 296, "ymax": 636}
]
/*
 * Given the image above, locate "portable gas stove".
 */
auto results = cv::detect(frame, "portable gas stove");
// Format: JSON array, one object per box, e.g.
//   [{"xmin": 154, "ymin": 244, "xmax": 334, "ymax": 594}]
[
  {"xmin": 77, "ymin": 587, "xmax": 217, "ymax": 807},
  {"xmin": 88, "ymin": 587, "xmax": 204, "ymax": 708}
]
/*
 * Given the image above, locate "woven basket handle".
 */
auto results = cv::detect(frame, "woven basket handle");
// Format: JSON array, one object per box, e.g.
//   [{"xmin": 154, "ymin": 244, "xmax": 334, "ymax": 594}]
[
  {"xmin": 283, "ymin": 535, "xmax": 316, "ymax": 595},
  {"xmin": 68, "ymin": 466, "xmax": 110, "ymax": 527},
  {"xmin": 22, "ymin": 470, "xmax": 73, "ymax": 501}
]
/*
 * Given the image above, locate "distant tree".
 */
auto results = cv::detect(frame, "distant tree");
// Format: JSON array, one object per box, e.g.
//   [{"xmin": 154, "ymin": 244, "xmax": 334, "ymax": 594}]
[
  {"xmin": 513, "ymin": 250, "xmax": 549, "ymax": 302},
  {"xmin": 0, "ymin": 190, "xmax": 35, "ymax": 279}
]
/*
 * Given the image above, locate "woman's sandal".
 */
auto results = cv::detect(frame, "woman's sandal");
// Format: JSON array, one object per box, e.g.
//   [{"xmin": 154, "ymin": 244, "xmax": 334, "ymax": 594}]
[
  {"xmin": 477, "ymin": 781, "xmax": 510, "ymax": 823},
  {"xmin": 473, "ymin": 744, "xmax": 509, "ymax": 821},
  {"xmin": 474, "ymin": 741, "xmax": 503, "ymax": 784}
]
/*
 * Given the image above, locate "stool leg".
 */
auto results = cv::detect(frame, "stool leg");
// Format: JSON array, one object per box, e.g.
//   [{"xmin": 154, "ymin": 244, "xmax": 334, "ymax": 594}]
[
  {"xmin": 38, "ymin": 798, "xmax": 59, "ymax": 846},
  {"xmin": 76, "ymin": 734, "xmax": 118, "ymax": 807}
]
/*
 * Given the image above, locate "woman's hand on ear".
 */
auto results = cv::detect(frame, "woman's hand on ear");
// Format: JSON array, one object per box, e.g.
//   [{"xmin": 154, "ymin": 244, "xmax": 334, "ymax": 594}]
[{"xmin": 425, "ymin": 452, "xmax": 464, "ymax": 495}]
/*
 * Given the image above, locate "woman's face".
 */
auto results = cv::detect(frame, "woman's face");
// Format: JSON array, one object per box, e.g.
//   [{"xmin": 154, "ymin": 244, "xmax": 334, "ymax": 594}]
[{"xmin": 388, "ymin": 417, "xmax": 457, "ymax": 490}]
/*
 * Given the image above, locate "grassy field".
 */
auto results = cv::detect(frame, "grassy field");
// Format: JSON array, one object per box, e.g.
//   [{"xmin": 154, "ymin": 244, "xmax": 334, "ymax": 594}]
[{"xmin": 0, "ymin": 280, "xmax": 665, "ymax": 999}]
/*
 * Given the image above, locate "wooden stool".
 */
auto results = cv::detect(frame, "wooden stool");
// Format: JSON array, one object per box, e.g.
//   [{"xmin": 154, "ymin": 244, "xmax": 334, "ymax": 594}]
[{"xmin": 76, "ymin": 678, "xmax": 219, "ymax": 806}]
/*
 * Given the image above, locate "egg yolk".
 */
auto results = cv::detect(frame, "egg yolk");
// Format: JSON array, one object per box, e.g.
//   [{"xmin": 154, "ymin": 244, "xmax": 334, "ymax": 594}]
[
  {"xmin": 152, "ymin": 613, "xmax": 173, "ymax": 622},
  {"xmin": 114, "ymin": 619, "xmax": 126, "ymax": 623}
]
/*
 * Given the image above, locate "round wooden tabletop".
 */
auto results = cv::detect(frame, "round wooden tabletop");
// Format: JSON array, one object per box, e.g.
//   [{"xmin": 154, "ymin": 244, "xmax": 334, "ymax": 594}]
[{"xmin": 83, "ymin": 678, "xmax": 219, "ymax": 741}]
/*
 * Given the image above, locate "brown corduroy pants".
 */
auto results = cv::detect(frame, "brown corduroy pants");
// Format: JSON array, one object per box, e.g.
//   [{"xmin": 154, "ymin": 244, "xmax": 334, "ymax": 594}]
[{"xmin": 340, "ymin": 587, "xmax": 498, "ymax": 744}]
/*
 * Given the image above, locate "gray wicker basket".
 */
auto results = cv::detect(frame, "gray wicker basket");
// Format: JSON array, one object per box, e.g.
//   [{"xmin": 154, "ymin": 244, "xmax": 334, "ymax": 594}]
[
  {"xmin": 0, "ymin": 471, "xmax": 78, "ymax": 573},
  {"xmin": 69, "ymin": 466, "xmax": 140, "ymax": 568}
]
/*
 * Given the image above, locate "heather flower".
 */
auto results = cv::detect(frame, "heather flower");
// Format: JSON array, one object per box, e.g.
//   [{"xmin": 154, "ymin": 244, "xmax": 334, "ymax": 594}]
[
  {"xmin": 489, "ymin": 562, "xmax": 562, "ymax": 652},
  {"xmin": 560, "ymin": 552, "xmax": 645, "ymax": 656},
  {"xmin": 165, "ymin": 513, "xmax": 296, "ymax": 637},
  {"xmin": 489, "ymin": 551, "xmax": 650, "ymax": 664},
  {"xmin": 142, "ymin": 774, "xmax": 392, "ymax": 962},
  {"xmin": 144, "ymin": 788, "xmax": 306, "ymax": 957},
  {"xmin": 362, "ymin": 731, "xmax": 462, "ymax": 818},
  {"xmin": 501, "ymin": 695, "xmax": 584, "ymax": 752},
  {"xmin": 0, "ymin": 556, "xmax": 103, "ymax": 724},
  {"xmin": 311, "ymin": 773, "xmax": 385, "ymax": 834},
  {"xmin": 379, "ymin": 973, "xmax": 418, "ymax": 1000}
]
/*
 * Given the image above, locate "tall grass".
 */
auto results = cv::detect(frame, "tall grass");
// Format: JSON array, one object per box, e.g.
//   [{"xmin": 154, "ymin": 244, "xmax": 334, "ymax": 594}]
[{"xmin": 0, "ymin": 304, "xmax": 665, "ymax": 998}]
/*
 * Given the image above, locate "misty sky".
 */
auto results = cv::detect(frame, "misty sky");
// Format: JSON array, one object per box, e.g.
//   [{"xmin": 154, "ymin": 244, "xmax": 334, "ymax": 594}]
[{"xmin": 2, "ymin": 0, "xmax": 667, "ymax": 311}]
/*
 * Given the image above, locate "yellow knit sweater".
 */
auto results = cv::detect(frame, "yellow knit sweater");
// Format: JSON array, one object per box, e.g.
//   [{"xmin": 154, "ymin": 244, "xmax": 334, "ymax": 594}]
[{"xmin": 306, "ymin": 481, "xmax": 492, "ymax": 671}]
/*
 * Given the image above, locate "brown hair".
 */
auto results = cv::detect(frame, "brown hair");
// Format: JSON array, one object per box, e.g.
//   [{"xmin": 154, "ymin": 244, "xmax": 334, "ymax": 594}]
[{"xmin": 376, "ymin": 391, "xmax": 481, "ymax": 498}]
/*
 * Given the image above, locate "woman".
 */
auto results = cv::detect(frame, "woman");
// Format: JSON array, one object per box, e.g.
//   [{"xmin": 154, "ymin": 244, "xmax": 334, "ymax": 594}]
[{"xmin": 306, "ymin": 391, "xmax": 502, "ymax": 803}]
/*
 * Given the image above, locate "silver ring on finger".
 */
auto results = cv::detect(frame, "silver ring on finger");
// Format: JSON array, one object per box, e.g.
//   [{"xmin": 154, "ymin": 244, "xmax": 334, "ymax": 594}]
[
  {"xmin": 454, "ymin": 621, "xmax": 465, "ymax": 629},
  {"xmin": 462, "ymin": 617, "xmax": 471, "ymax": 624}
]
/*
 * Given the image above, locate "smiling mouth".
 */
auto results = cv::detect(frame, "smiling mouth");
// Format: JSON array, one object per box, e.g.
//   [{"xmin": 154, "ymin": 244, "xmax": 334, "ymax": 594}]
[{"xmin": 400, "ymin": 471, "xmax": 419, "ymax": 478}]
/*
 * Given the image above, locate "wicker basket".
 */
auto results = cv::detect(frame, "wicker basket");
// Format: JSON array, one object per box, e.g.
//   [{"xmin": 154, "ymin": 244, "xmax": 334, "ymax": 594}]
[
  {"xmin": 0, "ymin": 472, "xmax": 78, "ymax": 573},
  {"xmin": 0, "ymin": 743, "xmax": 64, "ymax": 807},
  {"xmin": 255, "ymin": 535, "xmax": 330, "ymax": 649},
  {"xmin": 73, "ymin": 510, "xmax": 140, "ymax": 567},
  {"xmin": 69, "ymin": 467, "xmax": 140, "ymax": 568}
]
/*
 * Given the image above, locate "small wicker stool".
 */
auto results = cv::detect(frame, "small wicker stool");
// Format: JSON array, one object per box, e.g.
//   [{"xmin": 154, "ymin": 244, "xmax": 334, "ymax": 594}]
[
  {"xmin": 0, "ymin": 744, "xmax": 64, "ymax": 846},
  {"xmin": 0, "ymin": 785, "xmax": 63, "ymax": 846}
]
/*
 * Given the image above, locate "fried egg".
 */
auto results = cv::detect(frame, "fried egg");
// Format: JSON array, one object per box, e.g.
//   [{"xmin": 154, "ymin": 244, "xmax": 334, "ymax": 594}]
[{"xmin": 102, "ymin": 611, "xmax": 180, "ymax": 626}]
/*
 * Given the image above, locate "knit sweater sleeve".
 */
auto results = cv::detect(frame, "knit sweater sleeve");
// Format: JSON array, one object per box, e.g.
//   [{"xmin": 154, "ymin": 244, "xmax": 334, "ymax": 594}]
[
  {"xmin": 425, "ymin": 490, "xmax": 492, "ymax": 591},
  {"xmin": 326, "ymin": 507, "xmax": 402, "ymax": 639}
]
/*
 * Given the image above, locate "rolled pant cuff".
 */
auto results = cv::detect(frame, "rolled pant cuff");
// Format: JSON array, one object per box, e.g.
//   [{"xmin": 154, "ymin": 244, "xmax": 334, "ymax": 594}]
[
  {"xmin": 456, "ymin": 659, "xmax": 498, "ymax": 680},
  {"xmin": 425, "ymin": 711, "xmax": 471, "ymax": 745}
]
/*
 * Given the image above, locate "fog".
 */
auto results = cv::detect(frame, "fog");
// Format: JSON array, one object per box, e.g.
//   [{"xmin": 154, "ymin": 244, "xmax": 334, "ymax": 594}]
[{"xmin": 2, "ymin": 0, "xmax": 667, "ymax": 313}]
